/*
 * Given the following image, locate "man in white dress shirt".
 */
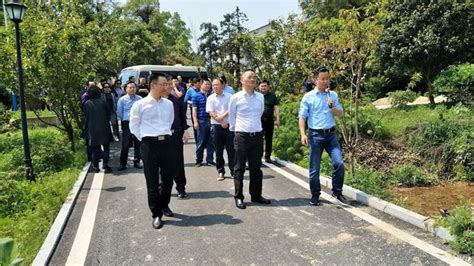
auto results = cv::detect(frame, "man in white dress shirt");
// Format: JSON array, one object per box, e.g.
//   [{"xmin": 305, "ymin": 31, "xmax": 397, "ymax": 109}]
[
  {"xmin": 228, "ymin": 70, "xmax": 271, "ymax": 209},
  {"xmin": 206, "ymin": 78, "xmax": 235, "ymax": 181},
  {"xmin": 129, "ymin": 73, "xmax": 175, "ymax": 229}
]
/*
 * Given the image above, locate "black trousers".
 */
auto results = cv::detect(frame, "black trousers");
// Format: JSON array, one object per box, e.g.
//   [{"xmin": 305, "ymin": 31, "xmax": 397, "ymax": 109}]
[
  {"xmin": 120, "ymin": 121, "xmax": 141, "ymax": 166},
  {"xmin": 211, "ymin": 124, "xmax": 235, "ymax": 175},
  {"xmin": 262, "ymin": 118, "xmax": 274, "ymax": 160},
  {"xmin": 233, "ymin": 132, "xmax": 264, "ymax": 200},
  {"xmin": 91, "ymin": 144, "xmax": 109, "ymax": 168},
  {"xmin": 170, "ymin": 130, "xmax": 186, "ymax": 193},
  {"xmin": 141, "ymin": 137, "xmax": 175, "ymax": 218}
]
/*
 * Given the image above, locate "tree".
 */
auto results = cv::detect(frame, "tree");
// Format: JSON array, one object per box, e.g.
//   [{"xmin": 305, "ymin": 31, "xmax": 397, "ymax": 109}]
[
  {"xmin": 300, "ymin": 0, "xmax": 375, "ymax": 19},
  {"xmin": 124, "ymin": 0, "xmax": 160, "ymax": 24},
  {"xmin": 198, "ymin": 22, "xmax": 220, "ymax": 76},
  {"xmin": 377, "ymin": 1, "xmax": 474, "ymax": 105},
  {"xmin": 219, "ymin": 6, "xmax": 248, "ymax": 80}
]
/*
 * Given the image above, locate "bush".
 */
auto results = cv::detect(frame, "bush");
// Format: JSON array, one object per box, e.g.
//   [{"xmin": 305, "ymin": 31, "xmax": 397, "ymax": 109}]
[
  {"xmin": 407, "ymin": 109, "xmax": 473, "ymax": 182},
  {"xmin": 388, "ymin": 163, "xmax": 436, "ymax": 187},
  {"xmin": 346, "ymin": 165, "xmax": 390, "ymax": 200},
  {"xmin": 274, "ymin": 96, "xmax": 305, "ymax": 162},
  {"xmin": 434, "ymin": 63, "xmax": 474, "ymax": 106},
  {"xmin": 364, "ymin": 75, "xmax": 389, "ymax": 101},
  {"xmin": 387, "ymin": 90, "xmax": 417, "ymax": 107},
  {"xmin": 442, "ymin": 200, "xmax": 474, "ymax": 255},
  {"xmin": 0, "ymin": 127, "xmax": 74, "ymax": 178}
]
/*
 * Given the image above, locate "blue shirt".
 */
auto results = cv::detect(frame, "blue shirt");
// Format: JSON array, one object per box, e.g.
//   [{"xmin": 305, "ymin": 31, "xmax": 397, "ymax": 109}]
[
  {"xmin": 116, "ymin": 94, "xmax": 142, "ymax": 121},
  {"xmin": 192, "ymin": 91, "xmax": 210, "ymax": 120},
  {"xmin": 184, "ymin": 86, "xmax": 199, "ymax": 104},
  {"xmin": 298, "ymin": 90, "xmax": 342, "ymax": 129},
  {"xmin": 223, "ymin": 85, "xmax": 235, "ymax": 95}
]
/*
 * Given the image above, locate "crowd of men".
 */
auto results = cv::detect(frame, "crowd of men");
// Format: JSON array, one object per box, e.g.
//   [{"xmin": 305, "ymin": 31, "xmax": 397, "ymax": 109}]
[{"xmin": 80, "ymin": 66, "xmax": 347, "ymax": 230}]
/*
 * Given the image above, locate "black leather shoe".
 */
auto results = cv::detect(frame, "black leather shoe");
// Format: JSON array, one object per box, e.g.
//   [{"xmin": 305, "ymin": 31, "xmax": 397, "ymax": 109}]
[
  {"xmin": 235, "ymin": 198, "xmax": 246, "ymax": 209},
  {"xmin": 309, "ymin": 195, "xmax": 320, "ymax": 206},
  {"xmin": 117, "ymin": 165, "xmax": 127, "ymax": 171},
  {"xmin": 195, "ymin": 162, "xmax": 202, "ymax": 167},
  {"xmin": 177, "ymin": 192, "xmax": 188, "ymax": 199},
  {"xmin": 134, "ymin": 162, "xmax": 143, "ymax": 169},
  {"xmin": 103, "ymin": 165, "xmax": 112, "ymax": 173},
  {"xmin": 91, "ymin": 166, "xmax": 100, "ymax": 173},
  {"xmin": 264, "ymin": 158, "xmax": 273, "ymax": 163},
  {"xmin": 163, "ymin": 206, "xmax": 174, "ymax": 217},
  {"xmin": 152, "ymin": 216, "xmax": 163, "ymax": 229},
  {"xmin": 251, "ymin": 196, "xmax": 271, "ymax": 204},
  {"xmin": 332, "ymin": 194, "xmax": 349, "ymax": 205},
  {"xmin": 206, "ymin": 161, "xmax": 216, "ymax": 166}
]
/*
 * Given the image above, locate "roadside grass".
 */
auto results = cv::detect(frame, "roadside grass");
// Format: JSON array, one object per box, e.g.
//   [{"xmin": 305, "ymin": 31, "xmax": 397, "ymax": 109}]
[{"xmin": 0, "ymin": 127, "xmax": 86, "ymax": 264}]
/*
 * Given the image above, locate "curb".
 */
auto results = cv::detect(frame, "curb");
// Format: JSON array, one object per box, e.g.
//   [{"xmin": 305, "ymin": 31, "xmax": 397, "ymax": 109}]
[
  {"xmin": 32, "ymin": 162, "xmax": 91, "ymax": 266},
  {"xmin": 274, "ymin": 157, "xmax": 453, "ymax": 242}
]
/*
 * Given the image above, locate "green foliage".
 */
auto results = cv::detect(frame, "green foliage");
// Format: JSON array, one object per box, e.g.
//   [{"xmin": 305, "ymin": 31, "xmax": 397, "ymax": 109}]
[
  {"xmin": 0, "ymin": 238, "xmax": 23, "ymax": 266},
  {"xmin": 346, "ymin": 165, "xmax": 390, "ymax": 200},
  {"xmin": 387, "ymin": 90, "xmax": 417, "ymax": 107},
  {"xmin": 433, "ymin": 63, "xmax": 474, "ymax": 106},
  {"xmin": 441, "ymin": 200, "xmax": 474, "ymax": 255},
  {"xmin": 364, "ymin": 75, "xmax": 388, "ymax": 101},
  {"xmin": 0, "ymin": 127, "xmax": 85, "ymax": 264},
  {"xmin": 377, "ymin": 1, "xmax": 474, "ymax": 103},
  {"xmin": 407, "ymin": 106, "xmax": 473, "ymax": 181},
  {"xmin": 388, "ymin": 163, "xmax": 436, "ymax": 187},
  {"xmin": 0, "ymin": 104, "xmax": 16, "ymax": 134},
  {"xmin": 0, "ymin": 168, "xmax": 81, "ymax": 264},
  {"xmin": 274, "ymin": 97, "xmax": 304, "ymax": 162},
  {"xmin": 0, "ymin": 128, "xmax": 75, "ymax": 180}
]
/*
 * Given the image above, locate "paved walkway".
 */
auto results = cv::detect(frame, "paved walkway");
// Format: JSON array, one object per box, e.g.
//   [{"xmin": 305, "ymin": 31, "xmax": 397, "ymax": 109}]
[{"xmin": 49, "ymin": 129, "xmax": 470, "ymax": 265}]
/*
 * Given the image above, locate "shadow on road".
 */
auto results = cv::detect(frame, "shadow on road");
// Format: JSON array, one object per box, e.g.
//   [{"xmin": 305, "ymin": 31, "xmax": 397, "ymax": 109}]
[
  {"xmin": 166, "ymin": 213, "xmax": 242, "ymax": 227},
  {"xmin": 184, "ymin": 190, "xmax": 233, "ymax": 199}
]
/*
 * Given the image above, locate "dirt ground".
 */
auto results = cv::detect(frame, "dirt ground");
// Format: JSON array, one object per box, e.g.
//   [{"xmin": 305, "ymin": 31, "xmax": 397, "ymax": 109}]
[{"xmin": 390, "ymin": 182, "xmax": 474, "ymax": 217}]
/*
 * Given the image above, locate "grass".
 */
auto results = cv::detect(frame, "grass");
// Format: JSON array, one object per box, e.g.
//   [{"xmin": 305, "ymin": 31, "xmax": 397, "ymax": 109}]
[
  {"xmin": 0, "ymin": 126, "xmax": 86, "ymax": 264},
  {"xmin": 377, "ymin": 105, "xmax": 443, "ymax": 137},
  {"xmin": 0, "ymin": 169, "xmax": 82, "ymax": 264},
  {"xmin": 11, "ymin": 110, "xmax": 56, "ymax": 119}
]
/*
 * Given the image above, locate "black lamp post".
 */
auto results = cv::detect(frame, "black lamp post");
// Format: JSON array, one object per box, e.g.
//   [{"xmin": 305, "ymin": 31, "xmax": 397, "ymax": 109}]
[{"xmin": 4, "ymin": 0, "xmax": 34, "ymax": 181}]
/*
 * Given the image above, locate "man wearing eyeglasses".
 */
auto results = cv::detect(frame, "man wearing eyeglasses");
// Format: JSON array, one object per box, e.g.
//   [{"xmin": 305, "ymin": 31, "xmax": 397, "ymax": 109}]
[{"xmin": 129, "ymin": 73, "xmax": 175, "ymax": 230}]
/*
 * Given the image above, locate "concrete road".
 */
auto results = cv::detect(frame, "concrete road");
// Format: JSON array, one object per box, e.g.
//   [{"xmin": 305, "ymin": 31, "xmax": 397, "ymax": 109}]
[{"xmin": 49, "ymin": 130, "xmax": 469, "ymax": 265}]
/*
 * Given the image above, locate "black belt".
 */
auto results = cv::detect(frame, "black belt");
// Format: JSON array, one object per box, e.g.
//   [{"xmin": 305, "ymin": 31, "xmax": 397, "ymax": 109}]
[
  {"xmin": 309, "ymin": 127, "xmax": 335, "ymax": 134},
  {"xmin": 235, "ymin": 131, "xmax": 262, "ymax": 137},
  {"xmin": 142, "ymin": 135, "xmax": 170, "ymax": 141}
]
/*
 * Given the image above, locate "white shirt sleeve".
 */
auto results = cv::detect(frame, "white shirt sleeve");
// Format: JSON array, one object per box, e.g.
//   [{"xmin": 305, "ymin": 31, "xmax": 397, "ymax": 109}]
[
  {"xmin": 129, "ymin": 101, "xmax": 142, "ymax": 141},
  {"xmin": 228, "ymin": 94, "xmax": 237, "ymax": 132}
]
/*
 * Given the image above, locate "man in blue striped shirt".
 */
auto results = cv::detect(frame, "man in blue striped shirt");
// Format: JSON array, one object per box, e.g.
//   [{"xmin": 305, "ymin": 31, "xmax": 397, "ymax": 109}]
[
  {"xmin": 298, "ymin": 66, "xmax": 346, "ymax": 206},
  {"xmin": 192, "ymin": 79, "xmax": 215, "ymax": 166}
]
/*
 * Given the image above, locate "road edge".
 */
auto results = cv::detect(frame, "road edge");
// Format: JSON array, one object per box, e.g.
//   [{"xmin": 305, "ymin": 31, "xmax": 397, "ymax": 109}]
[
  {"xmin": 273, "ymin": 157, "xmax": 453, "ymax": 242},
  {"xmin": 32, "ymin": 162, "xmax": 91, "ymax": 266}
]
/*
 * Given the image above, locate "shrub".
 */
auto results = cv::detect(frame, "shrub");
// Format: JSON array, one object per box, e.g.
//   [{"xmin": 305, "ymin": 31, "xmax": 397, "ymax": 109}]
[
  {"xmin": 274, "ymin": 97, "xmax": 305, "ymax": 162},
  {"xmin": 346, "ymin": 165, "xmax": 390, "ymax": 200},
  {"xmin": 388, "ymin": 163, "xmax": 436, "ymax": 187},
  {"xmin": 364, "ymin": 75, "xmax": 389, "ymax": 101},
  {"xmin": 433, "ymin": 63, "xmax": 474, "ymax": 106},
  {"xmin": 387, "ymin": 90, "xmax": 417, "ymax": 107},
  {"xmin": 442, "ymin": 200, "xmax": 474, "ymax": 255},
  {"xmin": 0, "ymin": 128, "xmax": 74, "ymax": 176}
]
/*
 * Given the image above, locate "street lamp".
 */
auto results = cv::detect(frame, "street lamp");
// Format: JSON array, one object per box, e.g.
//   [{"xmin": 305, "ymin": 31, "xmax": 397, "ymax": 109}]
[{"xmin": 4, "ymin": 0, "xmax": 35, "ymax": 181}]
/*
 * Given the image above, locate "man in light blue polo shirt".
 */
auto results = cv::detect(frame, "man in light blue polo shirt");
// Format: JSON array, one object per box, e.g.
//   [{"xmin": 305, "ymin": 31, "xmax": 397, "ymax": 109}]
[{"xmin": 298, "ymin": 66, "xmax": 346, "ymax": 206}]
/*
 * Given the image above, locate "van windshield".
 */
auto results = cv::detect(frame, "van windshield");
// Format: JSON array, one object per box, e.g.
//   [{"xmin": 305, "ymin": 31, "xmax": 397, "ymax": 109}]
[{"xmin": 119, "ymin": 69, "xmax": 139, "ymax": 84}]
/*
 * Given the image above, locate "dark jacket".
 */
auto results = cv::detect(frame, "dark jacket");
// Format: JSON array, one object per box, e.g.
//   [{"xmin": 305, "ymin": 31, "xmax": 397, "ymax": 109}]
[{"xmin": 84, "ymin": 87, "xmax": 112, "ymax": 145}]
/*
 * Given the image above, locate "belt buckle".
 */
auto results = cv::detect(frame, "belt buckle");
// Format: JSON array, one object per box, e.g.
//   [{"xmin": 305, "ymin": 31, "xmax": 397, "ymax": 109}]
[
  {"xmin": 249, "ymin": 132, "xmax": 256, "ymax": 137},
  {"xmin": 158, "ymin": 135, "xmax": 165, "ymax": 141}
]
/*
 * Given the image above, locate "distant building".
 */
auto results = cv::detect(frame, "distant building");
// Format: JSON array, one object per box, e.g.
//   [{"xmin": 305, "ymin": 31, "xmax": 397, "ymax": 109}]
[{"xmin": 250, "ymin": 23, "xmax": 272, "ymax": 36}]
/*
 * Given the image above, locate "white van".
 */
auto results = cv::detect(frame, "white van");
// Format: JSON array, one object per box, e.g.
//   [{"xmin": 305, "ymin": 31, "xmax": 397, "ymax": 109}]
[{"xmin": 119, "ymin": 64, "xmax": 208, "ymax": 84}]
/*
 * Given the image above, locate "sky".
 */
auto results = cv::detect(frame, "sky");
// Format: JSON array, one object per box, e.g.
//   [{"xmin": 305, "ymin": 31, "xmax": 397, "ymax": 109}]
[{"xmin": 119, "ymin": 0, "xmax": 301, "ymax": 51}]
